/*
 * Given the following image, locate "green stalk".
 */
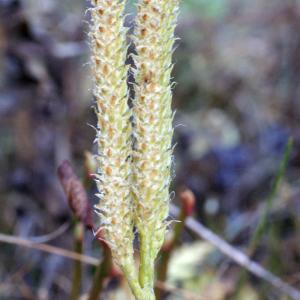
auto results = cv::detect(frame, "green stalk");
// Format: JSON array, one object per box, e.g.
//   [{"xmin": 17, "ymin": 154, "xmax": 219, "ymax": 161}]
[
  {"xmin": 70, "ymin": 222, "xmax": 84, "ymax": 300},
  {"xmin": 249, "ymin": 138, "xmax": 293, "ymax": 253},
  {"xmin": 231, "ymin": 138, "xmax": 293, "ymax": 300},
  {"xmin": 138, "ymin": 232, "xmax": 155, "ymax": 293},
  {"xmin": 123, "ymin": 264, "xmax": 152, "ymax": 300}
]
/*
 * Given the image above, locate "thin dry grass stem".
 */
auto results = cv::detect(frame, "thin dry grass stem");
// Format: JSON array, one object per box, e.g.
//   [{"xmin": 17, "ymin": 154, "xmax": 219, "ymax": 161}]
[
  {"xmin": 170, "ymin": 203, "xmax": 300, "ymax": 300},
  {"xmin": 0, "ymin": 233, "xmax": 99, "ymax": 266}
]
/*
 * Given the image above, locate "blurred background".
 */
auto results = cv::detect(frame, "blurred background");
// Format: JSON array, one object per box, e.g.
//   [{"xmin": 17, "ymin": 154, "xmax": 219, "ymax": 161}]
[{"xmin": 0, "ymin": 0, "xmax": 300, "ymax": 299}]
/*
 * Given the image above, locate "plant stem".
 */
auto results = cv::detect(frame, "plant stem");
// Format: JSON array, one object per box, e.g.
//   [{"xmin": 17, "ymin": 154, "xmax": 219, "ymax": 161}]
[
  {"xmin": 139, "ymin": 232, "xmax": 154, "ymax": 291},
  {"xmin": 70, "ymin": 222, "xmax": 84, "ymax": 300},
  {"xmin": 249, "ymin": 137, "xmax": 293, "ymax": 253},
  {"xmin": 123, "ymin": 263, "xmax": 154, "ymax": 300},
  {"xmin": 155, "ymin": 205, "xmax": 189, "ymax": 299},
  {"xmin": 155, "ymin": 250, "xmax": 170, "ymax": 300},
  {"xmin": 87, "ymin": 242, "xmax": 112, "ymax": 300},
  {"xmin": 230, "ymin": 138, "xmax": 293, "ymax": 300}
]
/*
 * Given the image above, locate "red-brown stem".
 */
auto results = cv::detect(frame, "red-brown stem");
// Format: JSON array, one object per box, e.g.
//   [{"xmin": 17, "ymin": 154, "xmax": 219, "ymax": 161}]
[{"xmin": 155, "ymin": 189, "xmax": 195, "ymax": 299}]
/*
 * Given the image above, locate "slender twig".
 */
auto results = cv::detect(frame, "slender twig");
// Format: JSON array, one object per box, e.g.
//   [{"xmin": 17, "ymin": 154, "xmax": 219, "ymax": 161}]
[
  {"xmin": 169, "ymin": 205, "xmax": 300, "ymax": 300},
  {"xmin": 29, "ymin": 222, "xmax": 70, "ymax": 244},
  {"xmin": 0, "ymin": 233, "xmax": 99, "ymax": 266}
]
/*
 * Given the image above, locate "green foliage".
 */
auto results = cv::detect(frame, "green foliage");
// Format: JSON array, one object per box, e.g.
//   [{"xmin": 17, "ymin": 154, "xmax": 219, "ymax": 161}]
[{"xmin": 182, "ymin": 0, "xmax": 228, "ymax": 18}]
